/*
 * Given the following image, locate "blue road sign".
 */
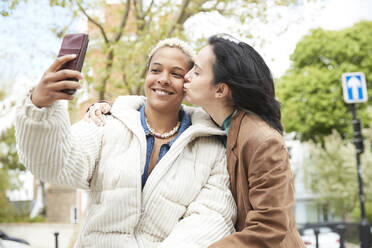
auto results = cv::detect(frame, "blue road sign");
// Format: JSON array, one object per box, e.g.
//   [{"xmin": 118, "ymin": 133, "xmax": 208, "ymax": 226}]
[{"xmin": 342, "ymin": 72, "xmax": 368, "ymax": 103}]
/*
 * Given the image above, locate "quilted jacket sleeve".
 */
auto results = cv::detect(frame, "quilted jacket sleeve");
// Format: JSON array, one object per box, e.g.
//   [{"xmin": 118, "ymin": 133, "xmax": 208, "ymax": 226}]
[
  {"xmin": 15, "ymin": 95, "xmax": 104, "ymax": 189},
  {"xmin": 159, "ymin": 147, "xmax": 237, "ymax": 248}
]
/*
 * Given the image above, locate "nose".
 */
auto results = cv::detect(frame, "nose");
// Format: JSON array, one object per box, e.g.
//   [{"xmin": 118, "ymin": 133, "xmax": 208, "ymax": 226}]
[
  {"xmin": 158, "ymin": 71, "xmax": 170, "ymax": 86},
  {"xmin": 184, "ymin": 71, "xmax": 191, "ymax": 82}
]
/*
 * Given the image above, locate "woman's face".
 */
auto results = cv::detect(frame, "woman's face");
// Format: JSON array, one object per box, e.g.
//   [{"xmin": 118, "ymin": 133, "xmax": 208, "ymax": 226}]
[
  {"xmin": 145, "ymin": 47, "xmax": 190, "ymax": 113},
  {"xmin": 183, "ymin": 45, "xmax": 216, "ymax": 108}
]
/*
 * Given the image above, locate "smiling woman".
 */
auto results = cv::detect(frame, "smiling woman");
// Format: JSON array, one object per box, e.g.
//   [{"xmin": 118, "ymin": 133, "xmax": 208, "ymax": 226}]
[{"xmin": 14, "ymin": 38, "xmax": 236, "ymax": 247}]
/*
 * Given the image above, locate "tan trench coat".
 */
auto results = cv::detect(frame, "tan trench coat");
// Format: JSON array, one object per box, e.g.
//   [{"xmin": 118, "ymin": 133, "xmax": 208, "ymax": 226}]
[{"xmin": 209, "ymin": 110, "xmax": 306, "ymax": 248}]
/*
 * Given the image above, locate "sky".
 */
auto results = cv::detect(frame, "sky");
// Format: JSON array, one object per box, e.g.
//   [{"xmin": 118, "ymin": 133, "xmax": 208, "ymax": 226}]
[{"xmin": 0, "ymin": 0, "xmax": 372, "ymax": 133}]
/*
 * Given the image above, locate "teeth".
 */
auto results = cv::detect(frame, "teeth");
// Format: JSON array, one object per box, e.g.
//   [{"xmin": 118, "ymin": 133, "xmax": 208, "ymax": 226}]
[{"xmin": 154, "ymin": 89, "xmax": 171, "ymax": 95}]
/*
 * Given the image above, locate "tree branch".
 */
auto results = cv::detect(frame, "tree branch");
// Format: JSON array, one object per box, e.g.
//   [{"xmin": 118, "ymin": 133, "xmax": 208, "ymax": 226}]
[
  {"xmin": 114, "ymin": 0, "xmax": 131, "ymax": 42},
  {"xmin": 200, "ymin": 1, "xmax": 224, "ymax": 14},
  {"xmin": 144, "ymin": 0, "xmax": 154, "ymax": 17},
  {"xmin": 121, "ymin": 71, "xmax": 130, "ymax": 92},
  {"xmin": 76, "ymin": 0, "xmax": 109, "ymax": 43},
  {"xmin": 133, "ymin": 0, "xmax": 142, "ymax": 19},
  {"xmin": 99, "ymin": 48, "xmax": 114, "ymax": 100},
  {"xmin": 168, "ymin": 0, "xmax": 192, "ymax": 36}
]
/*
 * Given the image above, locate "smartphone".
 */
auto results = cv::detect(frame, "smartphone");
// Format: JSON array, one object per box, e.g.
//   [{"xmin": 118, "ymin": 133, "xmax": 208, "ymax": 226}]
[{"xmin": 57, "ymin": 33, "xmax": 89, "ymax": 95}]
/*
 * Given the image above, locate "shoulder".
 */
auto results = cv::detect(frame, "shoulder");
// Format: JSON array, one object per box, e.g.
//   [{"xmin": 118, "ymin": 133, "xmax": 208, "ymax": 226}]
[
  {"xmin": 185, "ymin": 135, "xmax": 226, "ymax": 171},
  {"xmin": 195, "ymin": 135, "xmax": 225, "ymax": 150},
  {"xmin": 111, "ymin": 95, "xmax": 146, "ymax": 113},
  {"xmin": 183, "ymin": 125, "xmax": 226, "ymax": 162},
  {"xmin": 182, "ymin": 105, "xmax": 212, "ymax": 126},
  {"xmin": 181, "ymin": 104, "xmax": 225, "ymax": 138},
  {"xmin": 230, "ymin": 111, "xmax": 288, "ymax": 165},
  {"xmin": 237, "ymin": 111, "xmax": 284, "ymax": 147},
  {"xmin": 232, "ymin": 112, "xmax": 290, "ymax": 175}
]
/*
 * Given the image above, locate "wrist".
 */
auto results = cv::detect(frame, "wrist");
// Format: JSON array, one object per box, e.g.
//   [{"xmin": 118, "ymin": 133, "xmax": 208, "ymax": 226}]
[{"xmin": 29, "ymin": 87, "xmax": 44, "ymax": 108}]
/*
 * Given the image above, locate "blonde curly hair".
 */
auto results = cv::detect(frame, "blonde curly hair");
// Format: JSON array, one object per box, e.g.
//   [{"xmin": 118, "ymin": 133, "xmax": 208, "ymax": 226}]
[{"xmin": 147, "ymin": 38, "xmax": 196, "ymax": 70}]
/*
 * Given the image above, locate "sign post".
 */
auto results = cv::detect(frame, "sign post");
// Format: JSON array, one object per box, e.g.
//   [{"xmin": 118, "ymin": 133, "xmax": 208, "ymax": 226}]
[{"xmin": 342, "ymin": 72, "xmax": 370, "ymax": 248}]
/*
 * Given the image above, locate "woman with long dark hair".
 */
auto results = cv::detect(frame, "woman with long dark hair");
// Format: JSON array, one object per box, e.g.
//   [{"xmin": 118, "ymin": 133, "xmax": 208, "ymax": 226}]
[{"xmin": 183, "ymin": 34, "xmax": 304, "ymax": 248}]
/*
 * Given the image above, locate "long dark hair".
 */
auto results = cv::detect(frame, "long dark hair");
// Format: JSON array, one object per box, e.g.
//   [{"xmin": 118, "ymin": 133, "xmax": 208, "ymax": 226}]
[{"xmin": 208, "ymin": 34, "xmax": 283, "ymax": 134}]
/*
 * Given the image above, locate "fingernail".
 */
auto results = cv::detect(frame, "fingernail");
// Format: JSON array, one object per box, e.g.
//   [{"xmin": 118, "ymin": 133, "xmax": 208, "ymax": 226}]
[{"xmin": 70, "ymin": 54, "xmax": 76, "ymax": 58}]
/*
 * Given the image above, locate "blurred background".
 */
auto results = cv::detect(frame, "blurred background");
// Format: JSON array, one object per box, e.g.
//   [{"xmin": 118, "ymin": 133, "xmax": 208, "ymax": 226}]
[{"xmin": 0, "ymin": 0, "xmax": 371, "ymax": 247}]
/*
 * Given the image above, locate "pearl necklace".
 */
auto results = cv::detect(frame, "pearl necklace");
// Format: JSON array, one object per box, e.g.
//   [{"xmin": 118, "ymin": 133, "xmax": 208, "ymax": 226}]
[{"xmin": 146, "ymin": 120, "xmax": 181, "ymax": 139}]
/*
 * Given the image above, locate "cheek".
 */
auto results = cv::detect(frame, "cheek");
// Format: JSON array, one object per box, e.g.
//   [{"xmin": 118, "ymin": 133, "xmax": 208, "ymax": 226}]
[
  {"xmin": 144, "ymin": 74, "xmax": 154, "ymax": 86},
  {"xmin": 191, "ymin": 79, "xmax": 202, "ymax": 91},
  {"xmin": 174, "ymin": 78, "xmax": 185, "ymax": 90},
  {"xmin": 144, "ymin": 77, "xmax": 153, "ymax": 95}
]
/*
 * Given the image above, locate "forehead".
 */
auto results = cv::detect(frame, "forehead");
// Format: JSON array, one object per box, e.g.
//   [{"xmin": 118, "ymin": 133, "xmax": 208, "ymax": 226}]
[
  {"xmin": 151, "ymin": 47, "xmax": 190, "ymax": 69},
  {"xmin": 195, "ymin": 45, "xmax": 215, "ymax": 69}
]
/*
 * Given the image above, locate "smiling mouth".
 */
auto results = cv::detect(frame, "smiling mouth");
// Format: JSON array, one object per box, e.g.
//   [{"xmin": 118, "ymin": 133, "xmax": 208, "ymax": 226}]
[{"xmin": 152, "ymin": 89, "xmax": 174, "ymax": 95}]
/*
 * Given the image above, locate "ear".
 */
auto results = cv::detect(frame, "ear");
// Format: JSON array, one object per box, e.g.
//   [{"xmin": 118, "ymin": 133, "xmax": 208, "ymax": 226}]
[{"xmin": 214, "ymin": 82, "xmax": 232, "ymax": 99}]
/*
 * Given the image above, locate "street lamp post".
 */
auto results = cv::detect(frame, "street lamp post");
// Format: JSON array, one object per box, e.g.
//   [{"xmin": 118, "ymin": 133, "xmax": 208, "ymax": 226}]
[
  {"xmin": 350, "ymin": 104, "xmax": 371, "ymax": 248},
  {"xmin": 341, "ymin": 72, "xmax": 370, "ymax": 248}
]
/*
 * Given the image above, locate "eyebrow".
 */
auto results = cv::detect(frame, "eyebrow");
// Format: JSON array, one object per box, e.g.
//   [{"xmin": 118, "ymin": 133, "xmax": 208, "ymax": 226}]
[
  {"xmin": 173, "ymin": 66, "xmax": 186, "ymax": 72},
  {"xmin": 194, "ymin": 63, "xmax": 202, "ymax": 71},
  {"xmin": 152, "ymin": 62, "xmax": 186, "ymax": 72}
]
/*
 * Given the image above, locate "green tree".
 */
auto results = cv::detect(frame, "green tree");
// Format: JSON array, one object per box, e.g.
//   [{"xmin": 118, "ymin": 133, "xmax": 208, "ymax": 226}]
[
  {"xmin": 277, "ymin": 21, "xmax": 372, "ymax": 143},
  {"xmin": 303, "ymin": 129, "xmax": 372, "ymax": 221},
  {"xmin": 0, "ymin": 126, "xmax": 25, "ymax": 171},
  {"xmin": 0, "ymin": 85, "xmax": 26, "ymax": 221},
  {"xmin": 0, "ymin": 126, "xmax": 24, "ymax": 222}
]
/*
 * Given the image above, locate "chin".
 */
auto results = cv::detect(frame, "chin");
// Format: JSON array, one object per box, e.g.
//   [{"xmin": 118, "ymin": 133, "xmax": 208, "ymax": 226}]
[
  {"xmin": 149, "ymin": 99, "xmax": 181, "ymax": 113},
  {"xmin": 184, "ymin": 96, "xmax": 198, "ymax": 106},
  {"xmin": 183, "ymin": 94, "xmax": 192, "ymax": 104}
]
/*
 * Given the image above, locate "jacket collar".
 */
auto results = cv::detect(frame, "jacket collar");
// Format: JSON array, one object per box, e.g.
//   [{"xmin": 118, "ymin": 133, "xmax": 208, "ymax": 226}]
[{"xmin": 226, "ymin": 109, "xmax": 245, "ymax": 151}]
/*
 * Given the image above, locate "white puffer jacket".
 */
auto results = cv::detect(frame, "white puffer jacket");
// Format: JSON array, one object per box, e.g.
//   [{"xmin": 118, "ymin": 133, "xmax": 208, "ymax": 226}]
[{"xmin": 15, "ymin": 95, "xmax": 236, "ymax": 248}]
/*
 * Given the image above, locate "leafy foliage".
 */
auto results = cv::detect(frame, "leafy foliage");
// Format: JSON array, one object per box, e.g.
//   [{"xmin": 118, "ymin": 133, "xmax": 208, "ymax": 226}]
[
  {"xmin": 0, "ymin": 126, "xmax": 25, "ymax": 171},
  {"xmin": 277, "ymin": 21, "xmax": 372, "ymax": 143},
  {"xmin": 304, "ymin": 129, "xmax": 372, "ymax": 221},
  {"xmin": 0, "ymin": 126, "xmax": 26, "ymax": 222},
  {"xmin": 0, "ymin": 0, "xmax": 26, "ymax": 16}
]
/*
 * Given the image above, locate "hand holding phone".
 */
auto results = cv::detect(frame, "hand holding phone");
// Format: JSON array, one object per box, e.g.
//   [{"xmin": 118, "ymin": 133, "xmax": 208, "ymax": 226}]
[
  {"xmin": 30, "ymin": 34, "xmax": 89, "ymax": 108},
  {"xmin": 31, "ymin": 54, "xmax": 83, "ymax": 108},
  {"xmin": 57, "ymin": 33, "xmax": 89, "ymax": 95}
]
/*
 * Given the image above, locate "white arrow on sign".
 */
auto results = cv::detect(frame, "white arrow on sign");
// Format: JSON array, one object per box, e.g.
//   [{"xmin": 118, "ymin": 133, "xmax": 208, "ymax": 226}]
[
  {"xmin": 342, "ymin": 72, "xmax": 368, "ymax": 103},
  {"xmin": 348, "ymin": 76, "xmax": 362, "ymax": 100}
]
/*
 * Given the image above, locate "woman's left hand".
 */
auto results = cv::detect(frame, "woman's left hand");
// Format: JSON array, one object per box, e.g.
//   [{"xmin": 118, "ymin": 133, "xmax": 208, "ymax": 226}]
[{"xmin": 84, "ymin": 101, "xmax": 112, "ymax": 126}]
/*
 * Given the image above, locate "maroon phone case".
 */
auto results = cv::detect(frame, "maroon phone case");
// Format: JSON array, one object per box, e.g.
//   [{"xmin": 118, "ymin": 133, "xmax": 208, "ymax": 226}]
[{"xmin": 57, "ymin": 33, "xmax": 89, "ymax": 95}]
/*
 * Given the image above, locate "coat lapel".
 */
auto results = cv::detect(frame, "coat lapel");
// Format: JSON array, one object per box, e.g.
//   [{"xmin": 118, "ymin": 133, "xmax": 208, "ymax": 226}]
[{"xmin": 225, "ymin": 110, "xmax": 245, "ymax": 200}]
